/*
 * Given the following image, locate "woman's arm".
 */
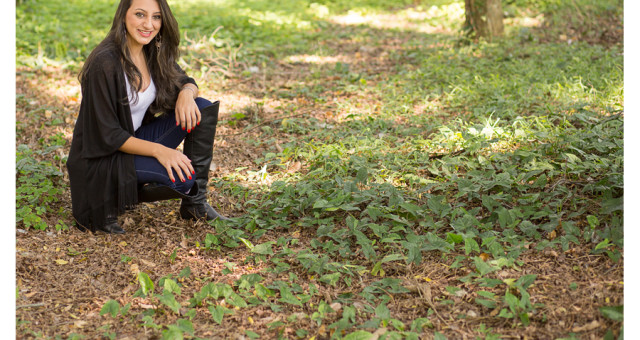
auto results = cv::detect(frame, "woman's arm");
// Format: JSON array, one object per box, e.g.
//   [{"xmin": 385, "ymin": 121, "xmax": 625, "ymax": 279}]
[
  {"xmin": 175, "ymin": 63, "xmax": 201, "ymax": 132},
  {"xmin": 119, "ymin": 136, "xmax": 194, "ymax": 183},
  {"xmin": 175, "ymin": 84, "xmax": 201, "ymax": 132}
]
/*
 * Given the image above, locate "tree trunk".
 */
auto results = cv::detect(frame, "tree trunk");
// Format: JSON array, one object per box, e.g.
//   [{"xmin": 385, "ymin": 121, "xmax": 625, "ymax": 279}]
[{"xmin": 464, "ymin": 0, "xmax": 504, "ymax": 40}]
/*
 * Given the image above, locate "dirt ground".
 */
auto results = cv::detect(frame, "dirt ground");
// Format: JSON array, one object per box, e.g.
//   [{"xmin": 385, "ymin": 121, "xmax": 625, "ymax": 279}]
[
  {"xmin": 15, "ymin": 8, "xmax": 624, "ymax": 339},
  {"xmin": 15, "ymin": 222, "xmax": 623, "ymax": 339}
]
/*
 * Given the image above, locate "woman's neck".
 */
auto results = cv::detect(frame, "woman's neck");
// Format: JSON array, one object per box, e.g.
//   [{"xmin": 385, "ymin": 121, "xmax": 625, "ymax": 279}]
[{"xmin": 126, "ymin": 40, "xmax": 145, "ymax": 61}]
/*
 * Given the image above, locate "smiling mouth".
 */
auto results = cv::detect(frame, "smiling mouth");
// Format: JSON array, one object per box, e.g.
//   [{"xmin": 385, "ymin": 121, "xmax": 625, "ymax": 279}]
[{"xmin": 138, "ymin": 30, "xmax": 153, "ymax": 37}]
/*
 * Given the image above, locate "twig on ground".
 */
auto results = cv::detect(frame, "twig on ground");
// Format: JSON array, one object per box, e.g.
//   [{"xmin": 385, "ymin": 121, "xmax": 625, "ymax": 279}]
[{"xmin": 17, "ymin": 303, "xmax": 45, "ymax": 309}]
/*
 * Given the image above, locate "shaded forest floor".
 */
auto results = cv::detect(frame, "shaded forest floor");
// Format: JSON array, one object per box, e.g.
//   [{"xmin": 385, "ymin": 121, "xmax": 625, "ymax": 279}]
[{"xmin": 16, "ymin": 1, "xmax": 623, "ymax": 339}]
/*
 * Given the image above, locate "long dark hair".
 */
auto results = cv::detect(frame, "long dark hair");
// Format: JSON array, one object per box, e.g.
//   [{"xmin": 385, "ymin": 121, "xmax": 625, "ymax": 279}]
[{"xmin": 79, "ymin": 0, "xmax": 183, "ymax": 113}]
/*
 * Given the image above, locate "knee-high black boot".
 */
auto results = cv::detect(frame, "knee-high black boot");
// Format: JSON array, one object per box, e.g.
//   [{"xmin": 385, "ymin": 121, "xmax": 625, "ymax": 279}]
[{"xmin": 179, "ymin": 100, "xmax": 227, "ymax": 221}]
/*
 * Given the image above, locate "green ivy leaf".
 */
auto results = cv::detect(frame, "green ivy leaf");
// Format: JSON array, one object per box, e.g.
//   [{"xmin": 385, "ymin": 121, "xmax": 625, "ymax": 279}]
[
  {"xmin": 504, "ymin": 292, "xmax": 519, "ymax": 314},
  {"xmin": 228, "ymin": 293, "xmax": 248, "ymax": 308},
  {"xmin": 138, "ymin": 272, "xmax": 154, "ymax": 297},
  {"xmin": 319, "ymin": 272, "xmax": 341, "ymax": 286},
  {"xmin": 255, "ymin": 283, "xmax": 275, "ymax": 301},
  {"xmin": 519, "ymin": 312, "xmax": 530, "ymax": 326},
  {"xmin": 446, "ymin": 233, "xmax": 463, "ymax": 245},
  {"xmin": 410, "ymin": 317, "xmax": 433, "ymax": 332},
  {"xmin": 381, "ymin": 253, "xmax": 405, "ymax": 263},
  {"xmin": 464, "ymin": 237, "xmax": 480, "ymax": 255},
  {"xmin": 355, "ymin": 167, "xmax": 368, "ymax": 183},
  {"xmin": 163, "ymin": 279, "xmax": 181, "ymax": 295},
  {"xmin": 161, "ymin": 328, "xmax": 183, "ymax": 340},
  {"xmin": 178, "ymin": 267, "xmax": 191, "ymax": 278},
  {"xmin": 595, "ymin": 239, "xmax": 612, "ymax": 251},
  {"xmin": 156, "ymin": 292, "xmax": 181, "ymax": 313},
  {"xmin": 245, "ymin": 330, "xmax": 260, "ymax": 339},
  {"xmin": 205, "ymin": 233, "xmax": 219, "ymax": 248},
  {"xmin": 475, "ymin": 298, "xmax": 497, "ymax": 309},
  {"xmin": 175, "ymin": 319, "xmax": 194, "ymax": 335},
  {"xmin": 515, "ymin": 274, "xmax": 537, "ymax": 291},
  {"xmin": 498, "ymin": 308, "xmax": 513, "ymax": 318},
  {"xmin": 279, "ymin": 286, "xmax": 302, "ymax": 306},
  {"xmin": 434, "ymin": 331, "xmax": 447, "ymax": 340},
  {"xmin": 599, "ymin": 305, "xmax": 623, "ymax": 321},
  {"xmin": 473, "ymin": 256, "xmax": 497, "ymax": 276},
  {"xmin": 208, "ymin": 305, "xmax": 233, "ymax": 324},
  {"xmin": 375, "ymin": 302, "xmax": 390, "ymax": 320},
  {"xmin": 343, "ymin": 330, "xmax": 374, "ymax": 340},
  {"xmin": 252, "ymin": 242, "xmax": 275, "ymax": 255},
  {"xmin": 100, "ymin": 299, "xmax": 120, "ymax": 318}
]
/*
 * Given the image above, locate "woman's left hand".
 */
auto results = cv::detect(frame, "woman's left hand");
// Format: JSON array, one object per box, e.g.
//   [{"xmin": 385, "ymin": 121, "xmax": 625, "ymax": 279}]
[{"xmin": 175, "ymin": 89, "xmax": 201, "ymax": 132}]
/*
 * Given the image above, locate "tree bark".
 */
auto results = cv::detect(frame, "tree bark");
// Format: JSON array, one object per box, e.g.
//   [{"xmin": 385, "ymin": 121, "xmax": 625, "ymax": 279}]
[{"xmin": 464, "ymin": 0, "xmax": 504, "ymax": 40}]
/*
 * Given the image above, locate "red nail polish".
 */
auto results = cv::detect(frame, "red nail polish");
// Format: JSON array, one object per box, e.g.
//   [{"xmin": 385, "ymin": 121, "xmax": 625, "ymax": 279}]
[
  {"xmin": 187, "ymin": 129, "xmax": 191, "ymax": 133},
  {"xmin": 182, "ymin": 178, "xmax": 185, "ymax": 182},
  {"xmin": 176, "ymin": 121, "xmax": 179, "ymax": 126},
  {"xmin": 171, "ymin": 178, "xmax": 175, "ymax": 183},
  {"xmin": 192, "ymin": 170, "xmax": 195, "ymax": 175},
  {"xmin": 188, "ymin": 176, "xmax": 192, "ymax": 180},
  {"xmin": 182, "ymin": 127, "xmax": 186, "ymax": 130},
  {"xmin": 197, "ymin": 122, "xmax": 200, "ymax": 126}
]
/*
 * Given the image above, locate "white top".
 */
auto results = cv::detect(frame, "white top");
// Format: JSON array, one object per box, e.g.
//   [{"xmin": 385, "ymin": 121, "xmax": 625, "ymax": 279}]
[{"xmin": 124, "ymin": 74, "xmax": 156, "ymax": 131}]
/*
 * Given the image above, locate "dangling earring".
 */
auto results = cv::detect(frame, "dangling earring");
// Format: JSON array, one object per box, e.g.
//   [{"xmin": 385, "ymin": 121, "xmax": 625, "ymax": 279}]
[{"xmin": 155, "ymin": 34, "xmax": 162, "ymax": 54}]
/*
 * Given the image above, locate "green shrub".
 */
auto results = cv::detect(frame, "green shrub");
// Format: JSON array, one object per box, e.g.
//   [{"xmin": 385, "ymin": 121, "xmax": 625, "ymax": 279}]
[{"xmin": 16, "ymin": 136, "xmax": 68, "ymax": 230}]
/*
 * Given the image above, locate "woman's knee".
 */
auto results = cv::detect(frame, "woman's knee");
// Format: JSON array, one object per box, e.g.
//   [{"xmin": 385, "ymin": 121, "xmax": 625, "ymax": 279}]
[
  {"xmin": 172, "ymin": 173, "xmax": 196, "ymax": 194},
  {"xmin": 195, "ymin": 97, "xmax": 213, "ymax": 110}
]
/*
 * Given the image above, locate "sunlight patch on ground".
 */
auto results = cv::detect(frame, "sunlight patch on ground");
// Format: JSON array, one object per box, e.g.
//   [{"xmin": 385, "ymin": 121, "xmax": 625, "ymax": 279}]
[
  {"xmin": 328, "ymin": 3, "xmax": 464, "ymax": 34},
  {"xmin": 507, "ymin": 14, "xmax": 545, "ymax": 28},
  {"xmin": 201, "ymin": 90, "xmax": 259, "ymax": 117},
  {"xmin": 21, "ymin": 68, "xmax": 82, "ymax": 108},
  {"xmin": 283, "ymin": 54, "xmax": 351, "ymax": 65}
]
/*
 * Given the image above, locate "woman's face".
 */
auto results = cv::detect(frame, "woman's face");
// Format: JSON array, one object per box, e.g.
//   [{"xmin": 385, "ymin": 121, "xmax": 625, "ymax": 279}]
[{"xmin": 124, "ymin": 0, "xmax": 162, "ymax": 51}]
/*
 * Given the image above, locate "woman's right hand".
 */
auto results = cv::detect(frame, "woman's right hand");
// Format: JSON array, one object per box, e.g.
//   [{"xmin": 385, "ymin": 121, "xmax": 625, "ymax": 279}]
[
  {"xmin": 154, "ymin": 145, "xmax": 195, "ymax": 183},
  {"xmin": 119, "ymin": 137, "xmax": 195, "ymax": 183}
]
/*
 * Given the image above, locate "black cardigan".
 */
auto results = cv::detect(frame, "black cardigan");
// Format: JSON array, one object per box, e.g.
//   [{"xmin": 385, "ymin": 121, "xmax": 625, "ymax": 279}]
[{"xmin": 67, "ymin": 44, "xmax": 197, "ymax": 230}]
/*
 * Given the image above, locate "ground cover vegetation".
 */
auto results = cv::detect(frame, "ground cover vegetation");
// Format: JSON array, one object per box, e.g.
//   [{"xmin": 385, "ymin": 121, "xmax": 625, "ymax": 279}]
[{"xmin": 16, "ymin": 0, "xmax": 623, "ymax": 338}]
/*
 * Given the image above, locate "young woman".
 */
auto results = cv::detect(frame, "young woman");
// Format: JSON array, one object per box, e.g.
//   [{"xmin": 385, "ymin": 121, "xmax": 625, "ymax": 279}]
[{"xmin": 67, "ymin": 0, "xmax": 226, "ymax": 234}]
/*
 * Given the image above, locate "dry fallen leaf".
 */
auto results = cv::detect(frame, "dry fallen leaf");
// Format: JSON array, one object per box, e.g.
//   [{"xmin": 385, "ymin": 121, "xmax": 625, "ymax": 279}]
[
  {"xmin": 122, "ymin": 217, "xmax": 135, "ymax": 228},
  {"xmin": 287, "ymin": 161, "xmax": 302, "ymax": 173},
  {"xmin": 140, "ymin": 259, "xmax": 156, "ymax": 267},
  {"xmin": 454, "ymin": 289, "xmax": 468, "ymax": 297},
  {"xmin": 572, "ymin": 320, "xmax": 600, "ymax": 332},
  {"xmin": 479, "ymin": 253, "xmax": 491, "ymax": 261},
  {"xmin": 55, "ymin": 259, "xmax": 68, "ymax": 265},
  {"xmin": 130, "ymin": 263, "xmax": 140, "ymax": 274},
  {"xmin": 73, "ymin": 320, "xmax": 88, "ymax": 328},
  {"xmin": 371, "ymin": 327, "xmax": 389, "ymax": 340}
]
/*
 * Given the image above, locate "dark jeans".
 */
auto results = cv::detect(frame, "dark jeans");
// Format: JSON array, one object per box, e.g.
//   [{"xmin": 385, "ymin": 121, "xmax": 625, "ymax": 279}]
[{"xmin": 134, "ymin": 97, "xmax": 212, "ymax": 194}]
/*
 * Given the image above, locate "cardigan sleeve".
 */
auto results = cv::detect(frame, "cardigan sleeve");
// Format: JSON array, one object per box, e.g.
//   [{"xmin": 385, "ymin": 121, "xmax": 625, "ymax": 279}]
[
  {"xmin": 176, "ymin": 62, "xmax": 198, "ymax": 88},
  {"xmin": 80, "ymin": 54, "xmax": 133, "ymax": 159}
]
